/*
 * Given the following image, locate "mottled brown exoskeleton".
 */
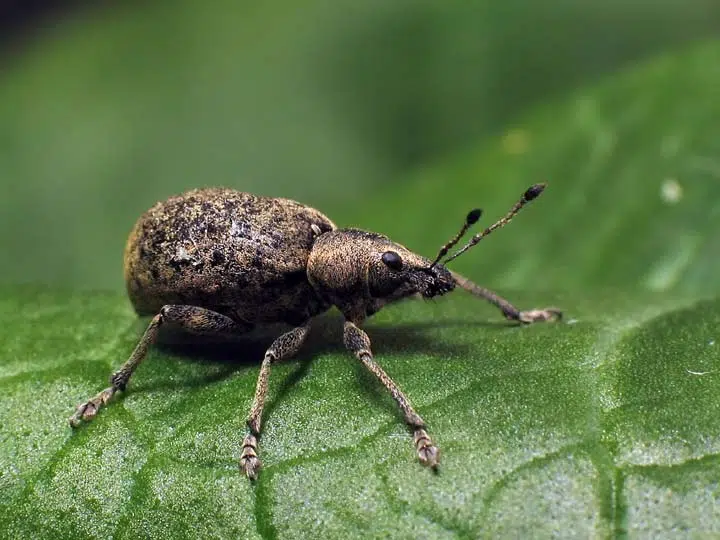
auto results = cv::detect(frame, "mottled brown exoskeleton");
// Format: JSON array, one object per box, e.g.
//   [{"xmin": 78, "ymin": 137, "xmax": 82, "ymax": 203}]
[{"xmin": 69, "ymin": 184, "xmax": 560, "ymax": 480}]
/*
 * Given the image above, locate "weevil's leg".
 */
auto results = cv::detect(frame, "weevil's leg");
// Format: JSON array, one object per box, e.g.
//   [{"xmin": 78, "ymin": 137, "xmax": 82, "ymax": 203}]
[
  {"xmin": 69, "ymin": 305, "xmax": 246, "ymax": 427},
  {"xmin": 343, "ymin": 320, "xmax": 439, "ymax": 469},
  {"xmin": 450, "ymin": 270, "xmax": 562, "ymax": 323},
  {"xmin": 240, "ymin": 321, "xmax": 312, "ymax": 480}
]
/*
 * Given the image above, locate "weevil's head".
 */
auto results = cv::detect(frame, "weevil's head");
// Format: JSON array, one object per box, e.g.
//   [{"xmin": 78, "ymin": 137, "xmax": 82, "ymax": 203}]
[
  {"xmin": 366, "ymin": 241, "xmax": 456, "ymax": 301},
  {"xmin": 307, "ymin": 183, "xmax": 546, "ymax": 320},
  {"xmin": 307, "ymin": 229, "xmax": 456, "ymax": 318}
]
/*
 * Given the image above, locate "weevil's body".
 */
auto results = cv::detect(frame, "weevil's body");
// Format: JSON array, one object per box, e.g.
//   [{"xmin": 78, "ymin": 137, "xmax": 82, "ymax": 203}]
[
  {"xmin": 72, "ymin": 185, "xmax": 560, "ymax": 481},
  {"xmin": 124, "ymin": 188, "xmax": 455, "ymax": 329},
  {"xmin": 124, "ymin": 189, "xmax": 336, "ymax": 327}
]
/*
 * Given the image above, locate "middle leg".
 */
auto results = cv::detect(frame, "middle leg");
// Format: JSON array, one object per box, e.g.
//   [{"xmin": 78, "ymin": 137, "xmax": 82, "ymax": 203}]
[{"xmin": 239, "ymin": 321, "xmax": 312, "ymax": 480}]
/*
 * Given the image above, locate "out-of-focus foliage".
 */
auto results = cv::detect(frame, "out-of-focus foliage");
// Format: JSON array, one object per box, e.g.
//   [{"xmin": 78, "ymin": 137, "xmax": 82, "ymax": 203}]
[
  {"xmin": 345, "ymin": 40, "xmax": 720, "ymax": 299},
  {"xmin": 0, "ymin": 0, "xmax": 718, "ymax": 288}
]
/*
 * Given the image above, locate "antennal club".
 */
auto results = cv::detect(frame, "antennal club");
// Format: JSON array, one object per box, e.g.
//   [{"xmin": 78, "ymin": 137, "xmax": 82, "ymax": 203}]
[
  {"xmin": 442, "ymin": 183, "xmax": 547, "ymax": 265},
  {"xmin": 428, "ymin": 208, "xmax": 482, "ymax": 269}
]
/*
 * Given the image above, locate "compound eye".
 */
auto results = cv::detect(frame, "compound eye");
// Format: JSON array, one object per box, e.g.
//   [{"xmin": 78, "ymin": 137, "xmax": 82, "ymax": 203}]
[{"xmin": 381, "ymin": 250, "xmax": 403, "ymax": 271}]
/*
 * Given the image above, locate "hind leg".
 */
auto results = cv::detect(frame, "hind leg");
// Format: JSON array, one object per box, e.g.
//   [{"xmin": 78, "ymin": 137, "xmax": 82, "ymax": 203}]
[{"xmin": 69, "ymin": 305, "xmax": 248, "ymax": 427}]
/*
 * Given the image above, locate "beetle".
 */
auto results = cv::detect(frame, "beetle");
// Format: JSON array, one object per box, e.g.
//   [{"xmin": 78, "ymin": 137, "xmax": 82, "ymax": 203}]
[{"xmin": 69, "ymin": 184, "xmax": 560, "ymax": 480}]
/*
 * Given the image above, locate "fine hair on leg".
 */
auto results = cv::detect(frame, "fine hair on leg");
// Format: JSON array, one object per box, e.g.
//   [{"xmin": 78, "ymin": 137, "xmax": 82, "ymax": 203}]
[
  {"xmin": 342, "ymin": 319, "xmax": 439, "ymax": 468},
  {"xmin": 240, "ymin": 321, "xmax": 312, "ymax": 480},
  {"xmin": 450, "ymin": 270, "xmax": 562, "ymax": 323},
  {"xmin": 69, "ymin": 305, "xmax": 246, "ymax": 427}
]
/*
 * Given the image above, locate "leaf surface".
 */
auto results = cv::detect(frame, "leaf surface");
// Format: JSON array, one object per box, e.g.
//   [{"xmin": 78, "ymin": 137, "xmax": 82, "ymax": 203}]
[{"xmin": 2, "ymin": 40, "xmax": 720, "ymax": 539}]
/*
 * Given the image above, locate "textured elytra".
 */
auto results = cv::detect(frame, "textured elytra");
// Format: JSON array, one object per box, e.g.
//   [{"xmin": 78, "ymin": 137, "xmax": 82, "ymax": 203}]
[{"xmin": 124, "ymin": 188, "xmax": 336, "ymax": 327}]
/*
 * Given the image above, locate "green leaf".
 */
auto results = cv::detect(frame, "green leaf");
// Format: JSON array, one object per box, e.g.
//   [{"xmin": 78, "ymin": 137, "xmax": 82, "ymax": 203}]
[
  {"xmin": 3, "ymin": 41, "xmax": 720, "ymax": 538},
  {"xmin": 2, "ymin": 288, "xmax": 719, "ymax": 538}
]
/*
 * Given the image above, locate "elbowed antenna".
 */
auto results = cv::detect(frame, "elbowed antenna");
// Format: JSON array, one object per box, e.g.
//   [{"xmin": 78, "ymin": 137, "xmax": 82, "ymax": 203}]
[
  {"xmin": 428, "ymin": 208, "xmax": 483, "ymax": 269},
  {"xmin": 442, "ymin": 183, "xmax": 547, "ymax": 265}
]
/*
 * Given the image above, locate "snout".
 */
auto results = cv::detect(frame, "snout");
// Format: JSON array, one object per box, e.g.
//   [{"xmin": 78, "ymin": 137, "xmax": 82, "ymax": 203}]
[
  {"xmin": 419, "ymin": 265, "xmax": 456, "ymax": 298},
  {"xmin": 423, "ymin": 279, "xmax": 455, "ymax": 298}
]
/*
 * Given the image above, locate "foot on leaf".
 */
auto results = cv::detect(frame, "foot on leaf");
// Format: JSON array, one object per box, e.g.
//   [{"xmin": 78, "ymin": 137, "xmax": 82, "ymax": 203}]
[
  {"xmin": 240, "ymin": 433, "xmax": 262, "ymax": 480},
  {"xmin": 414, "ymin": 428, "xmax": 440, "ymax": 469},
  {"xmin": 68, "ymin": 386, "xmax": 117, "ymax": 428},
  {"xmin": 516, "ymin": 307, "xmax": 562, "ymax": 324}
]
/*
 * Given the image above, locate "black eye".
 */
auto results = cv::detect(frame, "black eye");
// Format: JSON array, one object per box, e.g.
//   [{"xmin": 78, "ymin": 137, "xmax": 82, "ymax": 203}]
[{"xmin": 381, "ymin": 251, "xmax": 403, "ymax": 271}]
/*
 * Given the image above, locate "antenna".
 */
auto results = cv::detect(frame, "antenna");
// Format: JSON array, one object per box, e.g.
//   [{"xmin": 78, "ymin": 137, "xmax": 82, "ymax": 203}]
[
  {"xmin": 428, "ymin": 208, "xmax": 482, "ymax": 269},
  {"xmin": 442, "ymin": 183, "xmax": 546, "ymax": 265}
]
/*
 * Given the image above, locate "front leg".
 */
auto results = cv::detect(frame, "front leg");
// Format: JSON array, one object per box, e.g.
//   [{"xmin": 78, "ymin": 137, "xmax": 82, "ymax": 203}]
[
  {"xmin": 343, "ymin": 320, "xmax": 439, "ymax": 469},
  {"xmin": 450, "ymin": 270, "xmax": 562, "ymax": 323}
]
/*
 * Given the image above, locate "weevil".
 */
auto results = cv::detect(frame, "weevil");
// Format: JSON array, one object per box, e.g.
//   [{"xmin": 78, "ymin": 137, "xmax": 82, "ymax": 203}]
[{"xmin": 69, "ymin": 184, "xmax": 561, "ymax": 479}]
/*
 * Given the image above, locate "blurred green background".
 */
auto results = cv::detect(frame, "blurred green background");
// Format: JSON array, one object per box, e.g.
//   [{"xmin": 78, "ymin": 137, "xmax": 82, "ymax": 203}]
[
  {"xmin": 1, "ymin": 0, "xmax": 719, "ymax": 290},
  {"xmin": 4, "ymin": 3, "xmax": 720, "ymax": 537}
]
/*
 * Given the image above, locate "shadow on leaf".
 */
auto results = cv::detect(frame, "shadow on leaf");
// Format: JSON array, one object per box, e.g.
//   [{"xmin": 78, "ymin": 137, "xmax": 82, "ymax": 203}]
[{"xmin": 147, "ymin": 311, "xmax": 522, "ymax": 420}]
